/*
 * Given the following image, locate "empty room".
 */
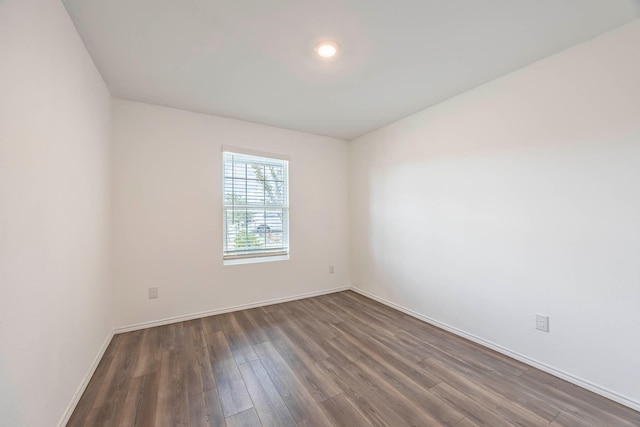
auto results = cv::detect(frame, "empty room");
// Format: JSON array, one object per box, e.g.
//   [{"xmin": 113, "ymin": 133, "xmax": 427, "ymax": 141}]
[{"xmin": 2, "ymin": 0, "xmax": 640, "ymax": 426}]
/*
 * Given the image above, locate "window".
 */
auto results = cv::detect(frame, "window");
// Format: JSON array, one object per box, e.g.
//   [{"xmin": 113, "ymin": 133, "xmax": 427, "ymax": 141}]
[{"xmin": 222, "ymin": 147, "xmax": 289, "ymax": 261}]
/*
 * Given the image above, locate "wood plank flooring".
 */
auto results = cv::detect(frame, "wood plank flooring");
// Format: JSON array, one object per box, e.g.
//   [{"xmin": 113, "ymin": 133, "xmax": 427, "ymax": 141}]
[{"xmin": 68, "ymin": 291, "xmax": 640, "ymax": 426}]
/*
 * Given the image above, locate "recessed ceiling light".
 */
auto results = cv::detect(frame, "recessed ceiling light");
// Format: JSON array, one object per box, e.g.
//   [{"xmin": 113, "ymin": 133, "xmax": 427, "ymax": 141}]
[{"xmin": 315, "ymin": 41, "xmax": 340, "ymax": 58}]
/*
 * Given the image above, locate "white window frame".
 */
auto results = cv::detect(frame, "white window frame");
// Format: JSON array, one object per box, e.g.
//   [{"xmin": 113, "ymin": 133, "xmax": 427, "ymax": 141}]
[{"xmin": 222, "ymin": 146, "xmax": 289, "ymax": 264}]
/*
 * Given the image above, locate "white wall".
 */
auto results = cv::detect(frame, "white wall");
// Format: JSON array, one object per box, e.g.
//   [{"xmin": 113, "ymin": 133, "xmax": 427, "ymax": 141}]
[
  {"xmin": 111, "ymin": 99, "xmax": 350, "ymax": 328},
  {"xmin": 0, "ymin": 0, "xmax": 113, "ymax": 425},
  {"xmin": 350, "ymin": 20, "xmax": 640, "ymax": 408}
]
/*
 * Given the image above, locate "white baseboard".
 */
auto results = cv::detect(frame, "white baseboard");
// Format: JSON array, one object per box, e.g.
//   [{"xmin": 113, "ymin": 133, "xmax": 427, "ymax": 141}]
[
  {"xmin": 114, "ymin": 286, "xmax": 350, "ymax": 334},
  {"xmin": 57, "ymin": 329, "xmax": 115, "ymax": 427},
  {"xmin": 349, "ymin": 285, "xmax": 640, "ymax": 412}
]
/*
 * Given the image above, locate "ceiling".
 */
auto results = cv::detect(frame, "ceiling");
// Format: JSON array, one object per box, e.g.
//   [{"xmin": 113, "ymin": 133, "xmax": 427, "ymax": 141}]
[{"xmin": 62, "ymin": 0, "xmax": 640, "ymax": 140}]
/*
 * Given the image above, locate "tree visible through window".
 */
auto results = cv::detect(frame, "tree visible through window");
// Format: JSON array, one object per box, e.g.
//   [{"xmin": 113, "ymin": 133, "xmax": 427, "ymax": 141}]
[{"xmin": 223, "ymin": 149, "xmax": 289, "ymax": 259}]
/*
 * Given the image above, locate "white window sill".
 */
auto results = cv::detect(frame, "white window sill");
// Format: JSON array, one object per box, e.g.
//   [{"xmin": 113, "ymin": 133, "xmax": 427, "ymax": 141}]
[{"xmin": 223, "ymin": 254, "xmax": 289, "ymax": 266}]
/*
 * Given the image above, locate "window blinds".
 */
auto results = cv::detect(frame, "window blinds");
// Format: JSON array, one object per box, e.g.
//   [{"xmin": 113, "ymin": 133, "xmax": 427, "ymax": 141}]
[{"xmin": 222, "ymin": 150, "xmax": 289, "ymax": 259}]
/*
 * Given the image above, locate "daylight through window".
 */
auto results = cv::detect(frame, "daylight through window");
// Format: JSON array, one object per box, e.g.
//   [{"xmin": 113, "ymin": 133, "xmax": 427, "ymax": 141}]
[{"xmin": 223, "ymin": 149, "xmax": 289, "ymax": 260}]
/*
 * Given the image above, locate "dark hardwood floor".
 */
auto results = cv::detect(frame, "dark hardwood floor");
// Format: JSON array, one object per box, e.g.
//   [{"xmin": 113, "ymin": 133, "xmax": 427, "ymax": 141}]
[{"xmin": 68, "ymin": 291, "xmax": 640, "ymax": 426}]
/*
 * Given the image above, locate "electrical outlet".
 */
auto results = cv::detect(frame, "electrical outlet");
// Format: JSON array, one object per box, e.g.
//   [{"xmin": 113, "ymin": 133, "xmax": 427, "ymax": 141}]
[
  {"xmin": 149, "ymin": 287, "xmax": 158, "ymax": 299},
  {"xmin": 329, "ymin": 265, "xmax": 335, "ymax": 274},
  {"xmin": 535, "ymin": 314, "xmax": 549, "ymax": 332}
]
